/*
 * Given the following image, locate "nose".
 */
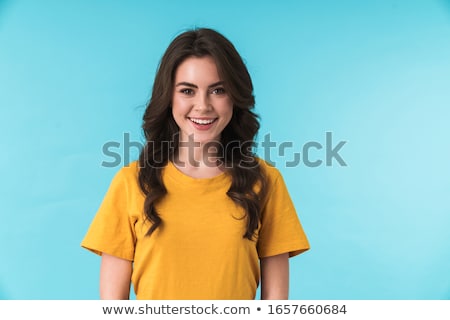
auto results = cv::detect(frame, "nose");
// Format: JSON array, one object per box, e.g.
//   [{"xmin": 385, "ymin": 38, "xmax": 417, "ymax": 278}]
[{"xmin": 193, "ymin": 92, "xmax": 212, "ymax": 112}]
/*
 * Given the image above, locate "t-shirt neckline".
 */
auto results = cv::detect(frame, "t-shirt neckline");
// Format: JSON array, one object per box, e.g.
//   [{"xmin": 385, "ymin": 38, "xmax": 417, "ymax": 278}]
[{"xmin": 165, "ymin": 161, "xmax": 229, "ymax": 187}]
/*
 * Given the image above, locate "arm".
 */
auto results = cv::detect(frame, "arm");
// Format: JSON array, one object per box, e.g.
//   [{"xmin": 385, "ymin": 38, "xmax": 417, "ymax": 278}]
[
  {"xmin": 100, "ymin": 253, "xmax": 133, "ymax": 299},
  {"xmin": 260, "ymin": 253, "xmax": 289, "ymax": 300}
]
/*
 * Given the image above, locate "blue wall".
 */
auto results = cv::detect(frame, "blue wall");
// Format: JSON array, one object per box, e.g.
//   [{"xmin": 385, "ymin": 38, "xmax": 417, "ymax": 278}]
[{"xmin": 1, "ymin": 0, "xmax": 449, "ymax": 299}]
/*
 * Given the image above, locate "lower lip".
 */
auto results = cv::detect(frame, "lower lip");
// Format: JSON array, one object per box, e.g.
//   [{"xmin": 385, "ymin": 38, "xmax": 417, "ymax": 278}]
[{"xmin": 189, "ymin": 119, "xmax": 217, "ymax": 131}]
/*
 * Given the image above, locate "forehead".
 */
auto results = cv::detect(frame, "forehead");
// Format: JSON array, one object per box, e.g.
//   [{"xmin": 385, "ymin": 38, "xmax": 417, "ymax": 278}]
[{"xmin": 174, "ymin": 56, "xmax": 221, "ymax": 83}]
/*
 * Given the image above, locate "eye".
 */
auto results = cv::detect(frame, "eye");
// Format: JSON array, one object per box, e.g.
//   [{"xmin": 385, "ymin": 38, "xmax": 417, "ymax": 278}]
[
  {"xmin": 180, "ymin": 88, "xmax": 194, "ymax": 95},
  {"xmin": 211, "ymin": 87, "xmax": 226, "ymax": 95}
]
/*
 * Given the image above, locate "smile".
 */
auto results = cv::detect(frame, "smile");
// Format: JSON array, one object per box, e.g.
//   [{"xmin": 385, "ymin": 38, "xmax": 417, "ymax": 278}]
[{"xmin": 188, "ymin": 118, "xmax": 217, "ymax": 125}]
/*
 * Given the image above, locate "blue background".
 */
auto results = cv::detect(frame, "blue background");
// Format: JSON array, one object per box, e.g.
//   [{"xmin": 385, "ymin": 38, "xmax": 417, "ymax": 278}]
[{"xmin": 1, "ymin": 0, "xmax": 449, "ymax": 299}]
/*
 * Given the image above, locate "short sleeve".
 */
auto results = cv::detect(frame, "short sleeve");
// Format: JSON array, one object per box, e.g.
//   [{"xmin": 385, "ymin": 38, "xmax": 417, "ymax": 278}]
[
  {"xmin": 257, "ymin": 169, "xmax": 310, "ymax": 258},
  {"xmin": 81, "ymin": 167, "xmax": 137, "ymax": 261}
]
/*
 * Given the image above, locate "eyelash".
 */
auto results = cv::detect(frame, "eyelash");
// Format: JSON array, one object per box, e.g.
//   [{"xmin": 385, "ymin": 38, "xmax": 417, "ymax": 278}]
[
  {"xmin": 211, "ymin": 87, "xmax": 225, "ymax": 95},
  {"xmin": 180, "ymin": 88, "xmax": 194, "ymax": 95}
]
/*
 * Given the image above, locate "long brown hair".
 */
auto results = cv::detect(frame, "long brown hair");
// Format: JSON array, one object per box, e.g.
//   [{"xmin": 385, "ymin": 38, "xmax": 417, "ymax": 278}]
[{"xmin": 138, "ymin": 28, "xmax": 267, "ymax": 240}]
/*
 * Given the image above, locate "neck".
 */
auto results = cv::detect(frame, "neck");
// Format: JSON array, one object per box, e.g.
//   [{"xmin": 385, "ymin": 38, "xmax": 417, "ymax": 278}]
[
  {"xmin": 172, "ymin": 140, "xmax": 224, "ymax": 178},
  {"xmin": 175, "ymin": 140, "xmax": 221, "ymax": 166}
]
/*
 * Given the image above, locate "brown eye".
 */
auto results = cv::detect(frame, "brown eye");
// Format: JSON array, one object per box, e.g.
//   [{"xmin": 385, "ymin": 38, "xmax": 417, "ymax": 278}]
[
  {"xmin": 211, "ymin": 87, "xmax": 226, "ymax": 95},
  {"xmin": 180, "ymin": 88, "xmax": 194, "ymax": 95}
]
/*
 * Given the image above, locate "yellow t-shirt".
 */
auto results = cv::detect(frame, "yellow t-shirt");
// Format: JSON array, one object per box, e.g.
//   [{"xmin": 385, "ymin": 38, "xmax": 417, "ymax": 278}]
[{"xmin": 81, "ymin": 159, "xmax": 310, "ymax": 299}]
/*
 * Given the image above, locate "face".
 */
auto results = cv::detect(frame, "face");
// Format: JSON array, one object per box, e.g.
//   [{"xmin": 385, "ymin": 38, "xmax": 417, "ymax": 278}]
[{"xmin": 172, "ymin": 55, "xmax": 233, "ymax": 144}]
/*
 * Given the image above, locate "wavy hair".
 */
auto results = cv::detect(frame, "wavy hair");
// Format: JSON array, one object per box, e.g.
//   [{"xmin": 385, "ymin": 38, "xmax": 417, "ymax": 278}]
[{"xmin": 138, "ymin": 28, "xmax": 267, "ymax": 240}]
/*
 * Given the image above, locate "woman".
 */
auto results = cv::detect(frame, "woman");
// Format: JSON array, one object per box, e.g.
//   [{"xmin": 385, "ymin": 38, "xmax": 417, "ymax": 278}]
[{"xmin": 81, "ymin": 28, "xmax": 310, "ymax": 300}]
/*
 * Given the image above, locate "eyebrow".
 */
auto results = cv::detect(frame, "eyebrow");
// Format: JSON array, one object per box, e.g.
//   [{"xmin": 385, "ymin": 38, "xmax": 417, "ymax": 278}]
[{"xmin": 175, "ymin": 81, "xmax": 224, "ymax": 89}]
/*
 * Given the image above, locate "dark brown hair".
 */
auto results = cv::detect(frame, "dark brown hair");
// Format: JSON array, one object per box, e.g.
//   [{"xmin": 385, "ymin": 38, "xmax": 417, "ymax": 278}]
[{"xmin": 138, "ymin": 28, "xmax": 267, "ymax": 240}]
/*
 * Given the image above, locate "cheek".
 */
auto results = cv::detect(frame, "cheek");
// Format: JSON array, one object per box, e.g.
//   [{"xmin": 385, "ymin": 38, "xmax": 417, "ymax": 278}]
[
  {"xmin": 221, "ymin": 101, "xmax": 234, "ymax": 120},
  {"xmin": 214, "ymin": 95, "xmax": 232, "ymax": 112},
  {"xmin": 172, "ymin": 97, "xmax": 188, "ymax": 116}
]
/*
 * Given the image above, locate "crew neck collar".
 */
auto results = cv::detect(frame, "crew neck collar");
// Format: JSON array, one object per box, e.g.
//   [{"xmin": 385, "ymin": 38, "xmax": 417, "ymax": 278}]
[{"xmin": 165, "ymin": 161, "xmax": 229, "ymax": 186}]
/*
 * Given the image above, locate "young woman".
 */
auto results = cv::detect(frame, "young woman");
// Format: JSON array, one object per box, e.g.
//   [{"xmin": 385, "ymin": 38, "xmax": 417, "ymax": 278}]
[{"xmin": 81, "ymin": 28, "xmax": 310, "ymax": 300}]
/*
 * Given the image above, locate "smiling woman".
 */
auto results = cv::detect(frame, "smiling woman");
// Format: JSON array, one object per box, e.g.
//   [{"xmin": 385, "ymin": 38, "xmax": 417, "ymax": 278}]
[
  {"xmin": 80, "ymin": 28, "xmax": 310, "ymax": 300},
  {"xmin": 172, "ymin": 56, "xmax": 234, "ymax": 178}
]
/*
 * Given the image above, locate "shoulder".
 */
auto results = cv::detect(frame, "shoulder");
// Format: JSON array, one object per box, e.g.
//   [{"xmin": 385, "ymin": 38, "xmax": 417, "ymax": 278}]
[
  {"xmin": 116, "ymin": 161, "xmax": 140, "ymax": 178},
  {"xmin": 255, "ymin": 157, "xmax": 283, "ymax": 182},
  {"xmin": 108, "ymin": 161, "xmax": 140, "ymax": 191}
]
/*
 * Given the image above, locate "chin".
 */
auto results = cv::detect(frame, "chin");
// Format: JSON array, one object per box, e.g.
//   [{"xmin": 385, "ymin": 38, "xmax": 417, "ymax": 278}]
[{"xmin": 194, "ymin": 134, "xmax": 221, "ymax": 144}]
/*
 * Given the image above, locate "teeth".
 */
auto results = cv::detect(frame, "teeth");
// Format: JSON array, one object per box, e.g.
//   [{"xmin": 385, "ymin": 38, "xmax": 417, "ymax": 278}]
[{"xmin": 190, "ymin": 118, "xmax": 215, "ymax": 125}]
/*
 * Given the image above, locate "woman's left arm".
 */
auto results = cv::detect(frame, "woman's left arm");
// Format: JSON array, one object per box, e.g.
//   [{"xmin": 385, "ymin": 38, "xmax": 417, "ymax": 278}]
[{"xmin": 260, "ymin": 252, "xmax": 289, "ymax": 299}]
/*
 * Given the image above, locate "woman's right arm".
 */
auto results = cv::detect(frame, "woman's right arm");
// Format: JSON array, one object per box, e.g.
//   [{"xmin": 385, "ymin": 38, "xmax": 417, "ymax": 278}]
[{"xmin": 100, "ymin": 253, "xmax": 132, "ymax": 299}]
